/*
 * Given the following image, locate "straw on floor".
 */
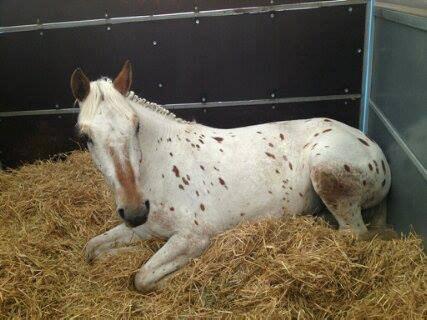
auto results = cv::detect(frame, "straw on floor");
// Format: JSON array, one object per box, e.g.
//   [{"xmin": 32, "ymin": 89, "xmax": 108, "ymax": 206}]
[{"xmin": 0, "ymin": 151, "xmax": 425, "ymax": 319}]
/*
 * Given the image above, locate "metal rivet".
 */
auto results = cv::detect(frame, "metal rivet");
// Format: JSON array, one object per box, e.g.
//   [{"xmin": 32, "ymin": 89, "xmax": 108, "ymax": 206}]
[
  {"xmin": 270, "ymin": 13, "xmax": 275, "ymax": 18},
  {"xmin": 348, "ymin": 7, "xmax": 353, "ymax": 13},
  {"xmin": 272, "ymin": 105, "xmax": 276, "ymax": 109},
  {"xmin": 58, "ymin": 115, "xmax": 62, "ymax": 119},
  {"xmin": 153, "ymin": 40, "xmax": 157, "ymax": 46},
  {"xmin": 357, "ymin": 48, "xmax": 362, "ymax": 53},
  {"xmin": 194, "ymin": 6, "xmax": 199, "ymax": 12},
  {"xmin": 105, "ymin": 13, "xmax": 109, "ymax": 18},
  {"xmin": 270, "ymin": 0, "xmax": 275, "ymax": 4},
  {"xmin": 203, "ymin": 108, "xmax": 207, "ymax": 113},
  {"xmin": 344, "ymin": 88, "xmax": 349, "ymax": 93},
  {"xmin": 201, "ymin": 97, "xmax": 206, "ymax": 103},
  {"xmin": 270, "ymin": 93, "xmax": 275, "ymax": 98},
  {"xmin": 195, "ymin": 19, "xmax": 200, "ymax": 24},
  {"xmin": 158, "ymin": 83, "xmax": 163, "ymax": 88},
  {"xmin": 55, "ymin": 104, "xmax": 59, "ymax": 109},
  {"xmin": 39, "ymin": 31, "xmax": 43, "ymax": 36},
  {"xmin": 107, "ymin": 26, "xmax": 111, "ymax": 31},
  {"xmin": 345, "ymin": 101, "xmax": 348, "ymax": 105}
]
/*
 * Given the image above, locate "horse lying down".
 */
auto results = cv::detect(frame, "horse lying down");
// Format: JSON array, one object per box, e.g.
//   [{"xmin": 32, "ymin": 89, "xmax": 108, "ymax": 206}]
[{"xmin": 71, "ymin": 61, "xmax": 392, "ymax": 292}]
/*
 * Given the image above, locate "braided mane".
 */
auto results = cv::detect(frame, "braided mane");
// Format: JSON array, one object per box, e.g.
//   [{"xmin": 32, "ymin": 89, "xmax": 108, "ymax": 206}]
[{"xmin": 127, "ymin": 91, "xmax": 189, "ymax": 124}]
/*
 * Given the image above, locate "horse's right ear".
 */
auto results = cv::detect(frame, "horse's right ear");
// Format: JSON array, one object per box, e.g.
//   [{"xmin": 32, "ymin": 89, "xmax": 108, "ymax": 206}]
[{"xmin": 71, "ymin": 68, "xmax": 90, "ymax": 102}]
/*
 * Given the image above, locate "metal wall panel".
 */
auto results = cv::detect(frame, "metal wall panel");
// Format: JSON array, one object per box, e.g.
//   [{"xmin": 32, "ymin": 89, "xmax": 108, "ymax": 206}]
[
  {"xmin": 371, "ymin": 16, "xmax": 427, "ymax": 164},
  {"xmin": 368, "ymin": 7, "xmax": 427, "ymax": 239},
  {"xmin": 368, "ymin": 108, "xmax": 427, "ymax": 241},
  {"xmin": 0, "ymin": 4, "xmax": 365, "ymax": 111}
]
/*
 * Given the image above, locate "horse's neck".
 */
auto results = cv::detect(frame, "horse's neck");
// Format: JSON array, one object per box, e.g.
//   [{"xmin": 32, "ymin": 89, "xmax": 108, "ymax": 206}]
[{"xmin": 134, "ymin": 103, "xmax": 192, "ymax": 159}]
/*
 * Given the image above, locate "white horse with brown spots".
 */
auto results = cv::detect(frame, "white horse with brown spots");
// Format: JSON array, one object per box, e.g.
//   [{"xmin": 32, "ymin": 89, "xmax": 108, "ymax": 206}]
[{"xmin": 71, "ymin": 61, "xmax": 391, "ymax": 292}]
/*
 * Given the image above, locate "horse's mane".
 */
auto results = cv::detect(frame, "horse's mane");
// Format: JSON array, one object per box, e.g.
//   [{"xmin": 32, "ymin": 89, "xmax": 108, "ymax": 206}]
[
  {"xmin": 126, "ymin": 90, "xmax": 189, "ymax": 124},
  {"xmin": 78, "ymin": 78, "xmax": 189, "ymax": 130}
]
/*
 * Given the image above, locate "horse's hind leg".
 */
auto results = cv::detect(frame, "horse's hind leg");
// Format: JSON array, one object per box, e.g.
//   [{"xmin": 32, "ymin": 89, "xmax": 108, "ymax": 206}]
[{"xmin": 310, "ymin": 166, "xmax": 368, "ymax": 238}]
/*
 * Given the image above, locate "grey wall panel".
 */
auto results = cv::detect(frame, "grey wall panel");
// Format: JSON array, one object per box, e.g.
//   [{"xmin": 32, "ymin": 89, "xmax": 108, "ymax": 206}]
[
  {"xmin": 371, "ymin": 16, "xmax": 427, "ymax": 166},
  {"xmin": 369, "ymin": 8, "xmax": 427, "ymax": 239},
  {"xmin": 368, "ymin": 108, "xmax": 426, "ymax": 241}
]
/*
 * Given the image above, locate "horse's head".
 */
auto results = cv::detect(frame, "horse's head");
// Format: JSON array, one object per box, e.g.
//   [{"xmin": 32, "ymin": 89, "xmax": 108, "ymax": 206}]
[{"xmin": 70, "ymin": 61, "xmax": 149, "ymax": 227}]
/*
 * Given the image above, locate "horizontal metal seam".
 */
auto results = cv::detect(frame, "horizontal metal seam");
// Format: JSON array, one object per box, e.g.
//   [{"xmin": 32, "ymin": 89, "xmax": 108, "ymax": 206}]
[
  {"xmin": 0, "ymin": 0, "xmax": 367, "ymax": 34},
  {"xmin": 369, "ymin": 99, "xmax": 427, "ymax": 181},
  {"xmin": 0, "ymin": 94, "xmax": 360, "ymax": 117}
]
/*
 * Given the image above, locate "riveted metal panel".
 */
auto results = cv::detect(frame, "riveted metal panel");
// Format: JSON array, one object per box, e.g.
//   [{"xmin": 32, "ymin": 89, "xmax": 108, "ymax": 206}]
[{"xmin": 0, "ymin": 4, "xmax": 365, "ymax": 111}]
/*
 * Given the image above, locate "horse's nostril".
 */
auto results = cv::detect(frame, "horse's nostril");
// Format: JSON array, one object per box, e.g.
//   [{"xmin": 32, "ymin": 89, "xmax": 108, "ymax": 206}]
[
  {"xmin": 117, "ymin": 208, "xmax": 125, "ymax": 219},
  {"xmin": 144, "ymin": 200, "xmax": 150, "ymax": 211}
]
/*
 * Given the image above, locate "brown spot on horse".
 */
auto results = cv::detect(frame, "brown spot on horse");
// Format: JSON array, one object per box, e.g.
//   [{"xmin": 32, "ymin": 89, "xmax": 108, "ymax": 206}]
[
  {"xmin": 218, "ymin": 177, "xmax": 228, "ymax": 189},
  {"xmin": 200, "ymin": 204, "xmax": 205, "ymax": 211},
  {"xmin": 358, "ymin": 138, "xmax": 369, "ymax": 146},
  {"xmin": 368, "ymin": 163, "xmax": 373, "ymax": 171},
  {"xmin": 289, "ymin": 162, "xmax": 293, "ymax": 170},
  {"xmin": 170, "ymin": 207, "xmax": 175, "ymax": 211},
  {"xmin": 212, "ymin": 137, "xmax": 224, "ymax": 143},
  {"xmin": 344, "ymin": 164, "xmax": 351, "ymax": 172},
  {"xmin": 182, "ymin": 177, "xmax": 189, "ymax": 185},
  {"xmin": 381, "ymin": 160, "xmax": 386, "ymax": 174},
  {"xmin": 323, "ymin": 129, "xmax": 332, "ymax": 133},
  {"xmin": 172, "ymin": 165, "xmax": 180, "ymax": 177},
  {"xmin": 279, "ymin": 133, "xmax": 284, "ymax": 140},
  {"xmin": 265, "ymin": 152, "xmax": 276, "ymax": 159},
  {"xmin": 200, "ymin": 165, "xmax": 205, "ymax": 171}
]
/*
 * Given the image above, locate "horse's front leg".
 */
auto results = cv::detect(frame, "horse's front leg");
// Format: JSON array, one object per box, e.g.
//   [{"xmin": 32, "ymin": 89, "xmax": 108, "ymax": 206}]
[
  {"xmin": 85, "ymin": 223, "xmax": 151, "ymax": 263},
  {"xmin": 134, "ymin": 233, "xmax": 210, "ymax": 292}
]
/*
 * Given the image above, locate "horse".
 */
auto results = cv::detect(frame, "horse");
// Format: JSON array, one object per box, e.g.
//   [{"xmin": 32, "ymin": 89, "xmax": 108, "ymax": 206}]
[{"xmin": 71, "ymin": 61, "xmax": 391, "ymax": 292}]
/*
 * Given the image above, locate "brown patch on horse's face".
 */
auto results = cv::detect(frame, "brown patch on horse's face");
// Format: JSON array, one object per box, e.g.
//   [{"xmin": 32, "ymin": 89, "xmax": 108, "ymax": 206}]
[{"xmin": 109, "ymin": 146, "xmax": 141, "ymax": 209}]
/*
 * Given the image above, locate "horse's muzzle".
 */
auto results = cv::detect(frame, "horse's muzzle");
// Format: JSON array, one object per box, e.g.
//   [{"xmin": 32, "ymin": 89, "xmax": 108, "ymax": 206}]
[{"xmin": 117, "ymin": 200, "xmax": 150, "ymax": 227}]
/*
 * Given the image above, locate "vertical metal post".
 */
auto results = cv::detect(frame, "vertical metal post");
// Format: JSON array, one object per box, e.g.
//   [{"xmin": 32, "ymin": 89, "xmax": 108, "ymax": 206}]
[{"xmin": 359, "ymin": 0, "xmax": 375, "ymax": 133}]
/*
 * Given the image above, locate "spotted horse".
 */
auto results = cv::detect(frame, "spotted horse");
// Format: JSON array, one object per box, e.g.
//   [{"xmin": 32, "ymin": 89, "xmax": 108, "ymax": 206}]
[{"xmin": 71, "ymin": 61, "xmax": 392, "ymax": 292}]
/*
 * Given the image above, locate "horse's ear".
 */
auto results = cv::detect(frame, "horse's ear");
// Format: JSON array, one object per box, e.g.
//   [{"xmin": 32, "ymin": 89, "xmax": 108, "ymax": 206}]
[
  {"xmin": 70, "ymin": 68, "xmax": 90, "ymax": 102},
  {"xmin": 113, "ymin": 60, "xmax": 132, "ymax": 95}
]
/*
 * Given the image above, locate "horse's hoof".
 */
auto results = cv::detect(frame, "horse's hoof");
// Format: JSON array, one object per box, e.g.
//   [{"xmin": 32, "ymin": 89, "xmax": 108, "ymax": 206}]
[{"xmin": 132, "ymin": 270, "xmax": 157, "ymax": 293}]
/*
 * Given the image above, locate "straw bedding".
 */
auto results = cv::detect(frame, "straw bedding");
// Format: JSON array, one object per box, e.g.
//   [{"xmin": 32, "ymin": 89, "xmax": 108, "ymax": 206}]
[{"xmin": 0, "ymin": 151, "xmax": 425, "ymax": 319}]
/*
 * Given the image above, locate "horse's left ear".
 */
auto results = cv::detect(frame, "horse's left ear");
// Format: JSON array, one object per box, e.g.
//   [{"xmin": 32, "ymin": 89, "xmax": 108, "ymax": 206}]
[{"xmin": 113, "ymin": 60, "xmax": 132, "ymax": 95}]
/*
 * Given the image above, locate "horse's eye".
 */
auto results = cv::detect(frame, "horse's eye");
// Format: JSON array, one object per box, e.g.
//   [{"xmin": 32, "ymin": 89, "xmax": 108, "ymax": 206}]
[{"xmin": 81, "ymin": 133, "xmax": 93, "ymax": 145}]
